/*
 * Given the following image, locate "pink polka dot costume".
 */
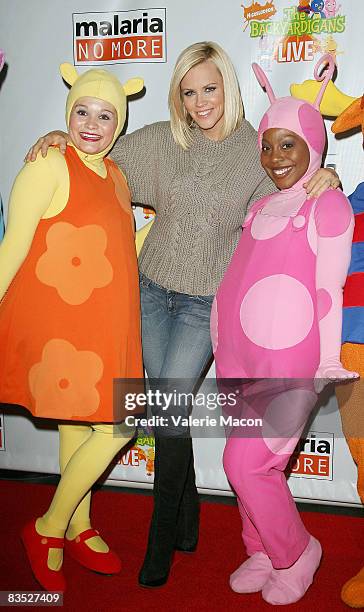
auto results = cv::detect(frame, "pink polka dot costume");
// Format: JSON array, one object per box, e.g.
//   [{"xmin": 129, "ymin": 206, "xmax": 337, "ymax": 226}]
[
  {"xmin": 212, "ymin": 54, "xmax": 354, "ymax": 382},
  {"xmin": 211, "ymin": 55, "xmax": 357, "ymax": 605}
]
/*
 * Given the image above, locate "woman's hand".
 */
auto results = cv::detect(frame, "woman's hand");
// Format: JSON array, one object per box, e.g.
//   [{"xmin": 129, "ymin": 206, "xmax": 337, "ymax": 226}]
[
  {"xmin": 314, "ymin": 361, "xmax": 359, "ymax": 394},
  {"xmin": 304, "ymin": 167, "xmax": 340, "ymax": 199},
  {"xmin": 25, "ymin": 131, "xmax": 69, "ymax": 162}
]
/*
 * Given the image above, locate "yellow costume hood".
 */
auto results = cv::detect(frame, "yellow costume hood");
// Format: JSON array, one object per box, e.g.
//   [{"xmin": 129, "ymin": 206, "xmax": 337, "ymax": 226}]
[{"xmin": 60, "ymin": 63, "xmax": 144, "ymax": 157}]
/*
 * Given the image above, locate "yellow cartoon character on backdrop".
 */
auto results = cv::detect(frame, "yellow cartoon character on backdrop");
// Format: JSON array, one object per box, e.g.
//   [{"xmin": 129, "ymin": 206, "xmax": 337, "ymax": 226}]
[{"xmin": 146, "ymin": 447, "xmax": 155, "ymax": 476}]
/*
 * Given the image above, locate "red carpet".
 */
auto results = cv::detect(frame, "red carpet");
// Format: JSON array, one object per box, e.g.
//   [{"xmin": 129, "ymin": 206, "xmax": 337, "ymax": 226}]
[{"xmin": 0, "ymin": 480, "xmax": 361, "ymax": 611}]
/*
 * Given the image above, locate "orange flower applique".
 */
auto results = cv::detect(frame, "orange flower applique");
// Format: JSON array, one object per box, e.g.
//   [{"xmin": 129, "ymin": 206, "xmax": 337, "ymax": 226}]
[
  {"xmin": 36, "ymin": 222, "xmax": 113, "ymax": 305},
  {"xmin": 29, "ymin": 338, "xmax": 103, "ymax": 419}
]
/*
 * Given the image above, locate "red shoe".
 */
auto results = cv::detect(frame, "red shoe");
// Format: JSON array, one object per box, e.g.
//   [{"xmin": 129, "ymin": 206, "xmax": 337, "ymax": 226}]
[
  {"xmin": 21, "ymin": 519, "xmax": 66, "ymax": 592},
  {"xmin": 64, "ymin": 529, "xmax": 121, "ymax": 574}
]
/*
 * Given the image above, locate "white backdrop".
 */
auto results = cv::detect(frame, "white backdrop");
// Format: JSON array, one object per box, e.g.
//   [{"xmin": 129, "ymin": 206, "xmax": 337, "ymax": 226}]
[{"xmin": 0, "ymin": 0, "xmax": 363, "ymax": 506}]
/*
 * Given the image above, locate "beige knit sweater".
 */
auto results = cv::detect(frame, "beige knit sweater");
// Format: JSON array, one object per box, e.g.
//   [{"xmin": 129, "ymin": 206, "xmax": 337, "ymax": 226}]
[{"xmin": 112, "ymin": 120, "xmax": 276, "ymax": 295}]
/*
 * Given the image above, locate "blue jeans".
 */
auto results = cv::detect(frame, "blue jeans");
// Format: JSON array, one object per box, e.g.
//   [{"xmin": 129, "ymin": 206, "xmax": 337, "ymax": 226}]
[
  {"xmin": 138, "ymin": 273, "xmax": 214, "ymax": 581},
  {"xmin": 139, "ymin": 272, "xmax": 213, "ymax": 436}
]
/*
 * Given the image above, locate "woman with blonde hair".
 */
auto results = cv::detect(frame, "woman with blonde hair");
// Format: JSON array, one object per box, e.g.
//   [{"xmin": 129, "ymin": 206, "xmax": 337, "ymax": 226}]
[{"xmin": 27, "ymin": 41, "xmax": 340, "ymax": 587}]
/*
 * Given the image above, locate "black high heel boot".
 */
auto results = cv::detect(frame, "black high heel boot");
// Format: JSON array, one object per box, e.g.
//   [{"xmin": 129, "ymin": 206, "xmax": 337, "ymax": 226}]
[
  {"xmin": 138, "ymin": 436, "xmax": 193, "ymax": 587},
  {"xmin": 175, "ymin": 452, "xmax": 200, "ymax": 552}
]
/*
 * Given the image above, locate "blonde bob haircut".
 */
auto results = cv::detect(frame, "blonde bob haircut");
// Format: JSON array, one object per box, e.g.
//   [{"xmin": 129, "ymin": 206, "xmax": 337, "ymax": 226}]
[{"xmin": 168, "ymin": 41, "xmax": 244, "ymax": 150}]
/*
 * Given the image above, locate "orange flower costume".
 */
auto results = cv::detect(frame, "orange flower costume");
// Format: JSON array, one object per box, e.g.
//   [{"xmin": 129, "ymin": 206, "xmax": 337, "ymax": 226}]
[
  {"xmin": 0, "ymin": 63, "xmax": 145, "ymax": 591},
  {"xmin": 0, "ymin": 145, "xmax": 142, "ymax": 422}
]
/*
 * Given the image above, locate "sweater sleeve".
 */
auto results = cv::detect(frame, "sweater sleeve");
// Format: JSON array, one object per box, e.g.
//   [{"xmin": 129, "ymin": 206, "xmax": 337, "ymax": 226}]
[
  {"xmin": 111, "ymin": 122, "xmax": 162, "ymax": 208},
  {"xmin": 0, "ymin": 155, "xmax": 60, "ymax": 301}
]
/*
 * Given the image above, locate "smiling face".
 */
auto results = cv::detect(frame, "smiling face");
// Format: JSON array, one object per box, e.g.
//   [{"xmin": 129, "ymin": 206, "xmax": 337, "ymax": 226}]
[
  {"xmin": 260, "ymin": 128, "xmax": 310, "ymax": 190},
  {"xmin": 68, "ymin": 96, "xmax": 118, "ymax": 154},
  {"xmin": 180, "ymin": 60, "xmax": 225, "ymax": 141}
]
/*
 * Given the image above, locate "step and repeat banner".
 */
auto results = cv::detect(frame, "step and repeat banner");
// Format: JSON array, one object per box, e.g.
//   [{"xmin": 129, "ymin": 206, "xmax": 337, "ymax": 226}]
[{"xmin": 0, "ymin": 0, "xmax": 363, "ymax": 505}]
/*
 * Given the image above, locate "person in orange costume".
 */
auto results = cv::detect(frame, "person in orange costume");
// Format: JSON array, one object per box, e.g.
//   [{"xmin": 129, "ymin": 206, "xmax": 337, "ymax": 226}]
[
  {"xmin": 0, "ymin": 63, "xmax": 143, "ymax": 591},
  {"xmin": 333, "ymin": 94, "xmax": 364, "ymax": 609}
]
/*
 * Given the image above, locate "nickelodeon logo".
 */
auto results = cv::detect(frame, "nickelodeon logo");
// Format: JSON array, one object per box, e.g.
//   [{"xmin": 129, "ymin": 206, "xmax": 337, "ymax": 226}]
[
  {"xmin": 288, "ymin": 432, "xmax": 334, "ymax": 480},
  {"xmin": 73, "ymin": 9, "xmax": 166, "ymax": 65}
]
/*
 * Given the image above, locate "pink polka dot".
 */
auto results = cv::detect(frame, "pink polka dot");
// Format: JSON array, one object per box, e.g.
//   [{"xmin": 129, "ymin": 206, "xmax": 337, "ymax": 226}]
[
  {"xmin": 210, "ymin": 298, "xmax": 218, "ymax": 353},
  {"xmin": 315, "ymin": 191, "xmax": 352, "ymax": 237},
  {"xmin": 317, "ymin": 288, "xmax": 332, "ymax": 321},
  {"xmin": 251, "ymin": 212, "xmax": 290, "ymax": 240},
  {"xmin": 240, "ymin": 275, "xmax": 314, "ymax": 350},
  {"xmin": 298, "ymin": 104, "xmax": 325, "ymax": 154},
  {"xmin": 293, "ymin": 215, "xmax": 305, "ymax": 229}
]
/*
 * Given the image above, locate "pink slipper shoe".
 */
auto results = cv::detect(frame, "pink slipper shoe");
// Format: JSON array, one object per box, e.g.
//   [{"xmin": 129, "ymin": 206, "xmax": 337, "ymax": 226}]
[
  {"xmin": 262, "ymin": 536, "xmax": 322, "ymax": 605},
  {"xmin": 229, "ymin": 552, "xmax": 273, "ymax": 593}
]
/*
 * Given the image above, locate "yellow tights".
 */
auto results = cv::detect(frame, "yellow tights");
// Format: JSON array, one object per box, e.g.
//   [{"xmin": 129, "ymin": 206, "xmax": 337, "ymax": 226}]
[{"xmin": 35, "ymin": 422, "xmax": 133, "ymax": 571}]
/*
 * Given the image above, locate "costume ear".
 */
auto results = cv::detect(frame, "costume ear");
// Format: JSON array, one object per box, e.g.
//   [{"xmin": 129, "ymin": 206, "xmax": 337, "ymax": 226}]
[
  {"xmin": 313, "ymin": 53, "xmax": 336, "ymax": 109},
  {"xmin": 123, "ymin": 77, "xmax": 144, "ymax": 96},
  {"xmin": 252, "ymin": 62, "xmax": 276, "ymax": 103},
  {"xmin": 60, "ymin": 63, "xmax": 79, "ymax": 86},
  {"xmin": 332, "ymin": 96, "xmax": 364, "ymax": 134},
  {"xmin": 0, "ymin": 50, "xmax": 5, "ymax": 72}
]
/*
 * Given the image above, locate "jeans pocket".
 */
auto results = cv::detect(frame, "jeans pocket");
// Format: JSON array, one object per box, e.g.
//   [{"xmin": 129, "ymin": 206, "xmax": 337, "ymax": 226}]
[
  {"xmin": 139, "ymin": 272, "xmax": 152, "ymax": 288},
  {"xmin": 140, "ymin": 277, "xmax": 166, "ymax": 318},
  {"xmin": 193, "ymin": 294, "xmax": 214, "ymax": 307}
]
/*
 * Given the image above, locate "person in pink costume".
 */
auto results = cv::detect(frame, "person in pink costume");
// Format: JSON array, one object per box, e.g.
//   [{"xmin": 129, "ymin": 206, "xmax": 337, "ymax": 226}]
[{"xmin": 211, "ymin": 54, "xmax": 358, "ymax": 605}]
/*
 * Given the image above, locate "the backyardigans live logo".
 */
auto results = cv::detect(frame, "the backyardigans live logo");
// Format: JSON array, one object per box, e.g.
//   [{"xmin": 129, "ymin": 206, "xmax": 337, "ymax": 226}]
[
  {"xmin": 242, "ymin": 1, "xmax": 346, "ymax": 63},
  {"xmin": 118, "ymin": 432, "xmax": 155, "ymax": 477}
]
